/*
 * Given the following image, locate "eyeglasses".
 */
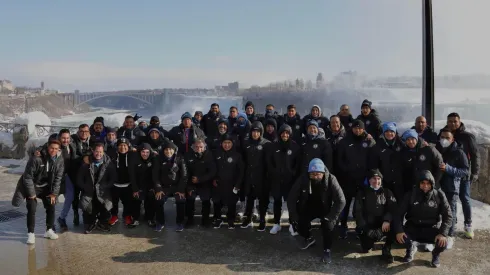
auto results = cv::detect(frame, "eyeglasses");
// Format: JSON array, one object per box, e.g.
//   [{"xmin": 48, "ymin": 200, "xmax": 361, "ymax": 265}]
[{"xmin": 80, "ymin": 130, "xmax": 90, "ymax": 133}]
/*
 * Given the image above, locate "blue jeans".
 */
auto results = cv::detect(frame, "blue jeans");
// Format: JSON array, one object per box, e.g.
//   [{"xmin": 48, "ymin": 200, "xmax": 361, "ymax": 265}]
[
  {"xmin": 60, "ymin": 175, "xmax": 74, "ymax": 219},
  {"xmin": 445, "ymin": 192, "xmax": 458, "ymax": 237},
  {"xmin": 459, "ymin": 180, "xmax": 472, "ymax": 225}
]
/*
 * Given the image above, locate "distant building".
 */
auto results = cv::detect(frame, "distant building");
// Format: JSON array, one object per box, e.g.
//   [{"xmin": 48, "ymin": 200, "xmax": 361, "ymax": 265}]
[{"xmin": 0, "ymin": 80, "xmax": 15, "ymax": 94}]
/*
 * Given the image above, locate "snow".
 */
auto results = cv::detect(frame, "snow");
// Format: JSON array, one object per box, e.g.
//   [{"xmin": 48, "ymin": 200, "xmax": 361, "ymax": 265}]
[
  {"xmin": 13, "ymin": 111, "xmax": 51, "ymax": 138},
  {"xmin": 0, "ymin": 132, "xmax": 13, "ymax": 147}
]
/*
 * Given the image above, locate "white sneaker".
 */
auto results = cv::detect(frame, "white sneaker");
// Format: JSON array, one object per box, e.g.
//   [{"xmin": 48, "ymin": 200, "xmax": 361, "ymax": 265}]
[
  {"xmin": 446, "ymin": 237, "xmax": 454, "ymax": 249},
  {"xmin": 43, "ymin": 229, "xmax": 59, "ymax": 240},
  {"xmin": 289, "ymin": 224, "xmax": 299, "ymax": 236},
  {"xmin": 26, "ymin": 233, "xmax": 35, "ymax": 245},
  {"xmin": 424, "ymin": 243, "xmax": 435, "ymax": 252},
  {"xmin": 270, "ymin": 224, "xmax": 282, "ymax": 234}
]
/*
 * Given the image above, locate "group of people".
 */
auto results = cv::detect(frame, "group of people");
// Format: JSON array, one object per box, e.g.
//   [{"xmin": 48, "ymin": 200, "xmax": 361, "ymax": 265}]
[{"xmin": 12, "ymin": 99, "xmax": 479, "ymax": 267}]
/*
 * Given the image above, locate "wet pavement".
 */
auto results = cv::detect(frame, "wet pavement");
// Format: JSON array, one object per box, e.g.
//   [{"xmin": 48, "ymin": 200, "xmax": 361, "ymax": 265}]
[{"xmin": 1, "ymin": 167, "xmax": 490, "ymax": 275}]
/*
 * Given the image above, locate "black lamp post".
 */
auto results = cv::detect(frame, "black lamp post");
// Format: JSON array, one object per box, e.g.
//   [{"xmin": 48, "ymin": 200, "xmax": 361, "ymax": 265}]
[{"xmin": 422, "ymin": 0, "xmax": 435, "ymax": 126}]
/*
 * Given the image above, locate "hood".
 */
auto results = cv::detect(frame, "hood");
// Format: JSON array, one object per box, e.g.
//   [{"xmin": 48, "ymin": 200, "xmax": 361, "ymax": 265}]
[
  {"xmin": 264, "ymin": 118, "xmax": 277, "ymax": 130},
  {"xmin": 308, "ymin": 128, "xmax": 326, "ymax": 140},
  {"xmin": 278, "ymin": 124, "xmax": 292, "ymax": 135},
  {"xmin": 249, "ymin": 121, "xmax": 264, "ymax": 137},
  {"xmin": 418, "ymin": 169, "xmax": 435, "ymax": 187},
  {"xmin": 359, "ymin": 109, "xmax": 379, "ymax": 119},
  {"xmin": 236, "ymin": 113, "xmax": 249, "ymax": 127},
  {"xmin": 311, "ymin": 105, "xmax": 322, "ymax": 117},
  {"xmin": 284, "ymin": 113, "xmax": 301, "ymax": 122}
]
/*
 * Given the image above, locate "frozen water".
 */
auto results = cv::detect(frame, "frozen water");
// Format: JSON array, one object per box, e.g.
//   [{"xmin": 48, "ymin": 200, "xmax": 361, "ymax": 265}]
[
  {"xmin": 13, "ymin": 111, "xmax": 51, "ymax": 138},
  {"xmin": 0, "ymin": 132, "xmax": 13, "ymax": 147}
]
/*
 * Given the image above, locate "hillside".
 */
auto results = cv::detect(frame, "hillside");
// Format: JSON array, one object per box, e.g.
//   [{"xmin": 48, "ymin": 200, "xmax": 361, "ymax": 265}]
[{"xmin": 0, "ymin": 95, "xmax": 90, "ymax": 118}]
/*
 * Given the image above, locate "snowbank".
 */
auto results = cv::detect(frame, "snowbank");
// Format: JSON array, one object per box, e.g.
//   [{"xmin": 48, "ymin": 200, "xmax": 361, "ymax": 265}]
[
  {"xmin": 0, "ymin": 132, "xmax": 13, "ymax": 147},
  {"xmin": 13, "ymin": 111, "xmax": 51, "ymax": 138},
  {"xmin": 103, "ymin": 113, "xmax": 127, "ymax": 128},
  {"xmin": 398, "ymin": 119, "xmax": 490, "ymax": 144}
]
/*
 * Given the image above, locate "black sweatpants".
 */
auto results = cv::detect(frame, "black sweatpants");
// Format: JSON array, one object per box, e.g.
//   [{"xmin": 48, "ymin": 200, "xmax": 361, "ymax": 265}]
[
  {"xmin": 340, "ymin": 188, "xmax": 357, "ymax": 227},
  {"xmin": 82, "ymin": 197, "xmax": 110, "ymax": 225},
  {"xmin": 244, "ymin": 187, "xmax": 269, "ymax": 222},
  {"xmin": 297, "ymin": 209, "xmax": 335, "ymax": 250},
  {"xmin": 186, "ymin": 187, "xmax": 211, "ymax": 223},
  {"xmin": 26, "ymin": 187, "xmax": 55, "ymax": 233},
  {"xmin": 71, "ymin": 185, "xmax": 81, "ymax": 214},
  {"xmin": 110, "ymin": 185, "xmax": 133, "ymax": 217},
  {"xmin": 403, "ymin": 224, "xmax": 447, "ymax": 255},
  {"xmin": 272, "ymin": 186, "xmax": 291, "ymax": 224},
  {"xmin": 214, "ymin": 194, "xmax": 238, "ymax": 223}
]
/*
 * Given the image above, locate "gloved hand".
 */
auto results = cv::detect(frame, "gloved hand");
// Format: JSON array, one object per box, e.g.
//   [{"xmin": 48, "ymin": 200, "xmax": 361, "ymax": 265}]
[
  {"xmin": 367, "ymin": 228, "xmax": 384, "ymax": 241},
  {"xmin": 133, "ymin": 113, "xmax": 142, "ymax": 121},
  {"xmin": 470, "ymin": 174, "xmax": 479, "ymax": 183}
]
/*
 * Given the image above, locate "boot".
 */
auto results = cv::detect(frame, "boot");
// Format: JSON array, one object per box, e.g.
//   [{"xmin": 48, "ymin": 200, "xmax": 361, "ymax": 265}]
[{"xmin": 381, "ymin": 243, "xmax": 394, "ymax": 264}]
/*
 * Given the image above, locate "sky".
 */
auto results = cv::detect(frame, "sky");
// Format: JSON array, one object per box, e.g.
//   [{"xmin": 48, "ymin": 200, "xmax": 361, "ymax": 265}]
[{"xmin": 1, "ymin": 0, "xmax": 489, "ymax": 91}]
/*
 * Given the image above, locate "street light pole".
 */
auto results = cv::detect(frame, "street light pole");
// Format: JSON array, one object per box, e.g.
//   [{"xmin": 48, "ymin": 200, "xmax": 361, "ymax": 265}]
[{"xmin": 422, "ymin": 0, "xmax": 435, "ymax": 126}]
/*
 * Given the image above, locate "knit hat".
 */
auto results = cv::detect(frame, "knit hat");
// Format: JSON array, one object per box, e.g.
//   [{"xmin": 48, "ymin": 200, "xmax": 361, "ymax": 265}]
[
  {"xmin": 245, "ymin": 101, "xmax": 254, "ymax": 109},
  {"xmin": 351, "ymin": 119, "xmax": 365, "ymax": 129},
  {"xmin": 117, "ymin": 137, "xmax": 130, "ymax": 146},
  {"xmin": 361, "ymin": 99, "xmax": 372, "ymax": 109},
  {"xmin": 106, "ymin": 127, "xmax": 116, "ymax": 134},
  {"xmin": 402, "ymin": 129, "xmax": 418, "ymax": 141},
  {"xmin": 163, "ymin": 140, "xmax": 178, "ymax": 151},
  {"xmin": 308, "ymin": 158, "xmax": 326, "ymax": 173},
  {"xmin": 307, "ymin": 120, "xmax": 319, "ymax": 129},
  {"xmin": 367, "ymin": 169, "xmax": 384, "ymax": 180},
  {"xmin": 150, "ymin": 116, "xmax": 159, "ymax": 123},
  {"xmin": 278, "ymin": 124, "xmax": 292, "ymax": 135},
  {"xmin": 148, "ymin": 128, "xmax": 161, "ymax": 135},
  {"xmin": 93, "ymin": 116, "xmax": 104, "ymax": 125},
  {"xmin": 181, "ymin": 112, "xmax": 192, "ymax": 120},
  {"xmin": 382, "ymin": 122, "xmax": 397, "ymax": 133},
  {"xmin": 139, "ymin": 143, "xmax": 152, "ymax": 152},
  {"xmin": 221, "ymin": 133, "xmax": 235, "ymax": 143},
  {"xmin": 194, "ymin": 111, "xmax": 203, "ymax": 116}
]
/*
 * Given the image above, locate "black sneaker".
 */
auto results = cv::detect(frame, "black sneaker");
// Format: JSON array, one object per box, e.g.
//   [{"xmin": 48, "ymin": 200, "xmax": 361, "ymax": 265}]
[
  {"xmin": 301, "ymin": 237, "xmax": 316, "ymax": 250},
  {"xmin": 403, "ymin": 244, "xmax": 418, "ymax": 263},
  {"xmin": 97, "ymin": 223, "xmax": 111, "ymax": 232},
  {"xmin": 58, "ymin": 217, "xmax": 68, "ymax": 231},
  {"xmin": 147, "ymin": 220, "xmax": 156, "ymax": 227},
  {"xmin": 213, "ymin": 219, "xmax": 224, "ymax": 229},
  {"xmin": 240, "ymin": 219, "xmax": 253, "ymax": 229},
  {"xmin": 73, "ymin": 212, "xmax": 80, "ymax": 226},
  {"xmin": 257, "ymin": 221, "xmax": 266, "ymax": 232},
  {"xmin": 228, "ymin": 222, "xmax": 235, "ymax": 230},
  {"xmin": 381, "ymin": 249, "xmax": 394, "ymax": 264},
  {"xmin": 322, "ymin": 250, "xmax": 332, "ymax": 264},
  {"xmin": 339, "ymin": 226, "xmax": 348, "ymax": 239},
  {"xmin": 84, "ymin": 224, "xmax": 96, "ymax": 234},
  {"xmin": 431, "ymin": 252, "xmax": 441, "ymax": 268}
]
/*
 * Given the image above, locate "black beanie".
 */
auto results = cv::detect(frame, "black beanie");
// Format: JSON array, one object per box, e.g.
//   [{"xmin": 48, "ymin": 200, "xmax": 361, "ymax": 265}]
[
  {"xmin": 94, "ymin": 117, "xmax": 104, "ymax": 125},
  {"xmin": 163, "ymin": 140, "xmax": 178, "ymax": 151},
  {"xmin": 220, "ymin": 133, "xmax": 235, "ymax": 144},
  {"xmin": 150, "ymin": 116, "xmax": 159, "ymax": 123},
  {"xmin": 245, "ymin": 101, "xmax": 254, "ymax": 109},
  {"xmin": 367, "ymin": 169, "xmax": 383, "ymax": 180},
  {"xmin": 361, "ymin": 99, "xmax": 372, "ymax": 109},
  {"xmin": 351, "ymin": 119, "xmax": 365, "ymax": 129},
  {"xmin": 139, "ymin": 143, "xmax": 152, "ymax": 151}
]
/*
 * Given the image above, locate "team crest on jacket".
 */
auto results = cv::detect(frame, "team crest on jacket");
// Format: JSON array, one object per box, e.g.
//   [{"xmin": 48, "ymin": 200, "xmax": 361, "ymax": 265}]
[
  {"xmin": 147, "ymin": 162, "xmax": 152, "ymax": 167},
  {"xmin": 313, "ymin": 144, "xmax": 318, "ymax": 149},
  {"xmin": 366, "ymin": 120, "xmax": 371, "ymax": 125},
  {"xmin": 257, "ymin": 145, "xmax": 263, "ymax": 150},
  {"xmin": 348, "ymin": 123, "xmax": 352, "ymax": 127},
  {"xmin": 362, "ymin": 142, "xmax": 368, "ymax": 148},
  {"xmin": 396, "ymin": 146, "xmax": 401, "ymax": 152},
  {"xmin": 419, "ymin": 154, "xmax": 426, "ymax": 161},
  {"xmin": 295, "ymin": 125, "xmax": 300, "ymax": 130},
  {"xmin": 428, "ymin": 200, "xmax": 436, "ymax": 207},
  {"xmin": 287, "ymin": 149, "xmax": 292, "ymax": 155},
  {"xmin": 227, "ymin": 157, "xmax": 233, "ymax": 163}
]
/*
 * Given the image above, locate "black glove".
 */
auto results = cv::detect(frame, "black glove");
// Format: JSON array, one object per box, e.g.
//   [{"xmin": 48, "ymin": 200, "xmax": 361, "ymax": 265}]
[
  {"xmin": 133, "ymin": 113, "xmax": 142, "ymax": 121},
  {"xmin": 367, "ymin": 228, "xmax": 384, "ymax": 241},
  {"xmin": 470, "ymin": 174, "xmax": 479, "ymax": 183}
]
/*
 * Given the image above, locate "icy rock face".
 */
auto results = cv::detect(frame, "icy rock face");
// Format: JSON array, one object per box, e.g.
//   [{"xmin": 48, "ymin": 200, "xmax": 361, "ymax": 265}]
[
  {"xmin": 14, "ymin": 111, "xmax": 51, "ymax": 138},
  {"xmin": 474, "ymin": 145, "xmax": 490, "ymax": 204}
]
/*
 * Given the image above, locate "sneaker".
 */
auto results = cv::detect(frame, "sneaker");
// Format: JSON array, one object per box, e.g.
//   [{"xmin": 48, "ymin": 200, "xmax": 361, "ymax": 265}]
[
  {"xmin": 58, "ymin": 217, "xmax": 68, "ymax": 231},
  {"xmin": 447, "ymin": 237, "xmax": 454, "ymax": 249},
  {"xmin": 464, "ymin": 224, "xmax": 474, "ymax": 239},
  {"xmin": 213, "ymin": 219, "xmax": 224, "ymax": 229},
  {"xmin": 339, "ymin": 226, "xmax": 348, "ymax": 239},
  {"xmin": 154, "ymin": 224, "xmax": 164, "ymax": 232},
  {"xmin": 403, "ymin": 244, "xmax": 418, "ymax": 263},
  {"xmin": 128, "ymin": 220, "xmax": 140, "ymax": 228},
  {"xmin": 241, "ymin": 220, "xmax": 253, "ymax": 229},
  {"xmin": 147, "ymin": 220, "xmax": 156, "ymax": 227},
  {"xmin": 257, "ymin": 222, "xmax": 266, "ymax": 232},
  {"xmin": 270, "ymin": 224, "xmax": 281, "ymax": 235},
  {"xmin": 26, "ymin": 233, "xmax": 35, "ymax": 245},
  {"xmin": 175, "ymin": 224, "xmax": 184, "ymax": 232},
  {"xmin": 43, "ymin": 229, "xmax": 58, "ymax": 240},
  {"xmin": 289, "ymin": 224, "xmax": 299, "ymax": 236},
  {"xmin": 73, "ymin": 212, "xmax": 80, "ymax": 226},
  {"xmin": 381, "ymin": 246, "xmax": 394, "ymax": 264},
  {"xmin": 301, "ymin": 237, "xmax": 316, "ymax": 250},
  {"xmin": 424, "ymin": 243, "xmax": 435, "ymax": 252},
  {"xmin": 124, "ymin": 216, "xmax": 133, "ymax": 226},
  {"xmin": 322, "ymin": 250, "xmax": 332, "ymax": 264},
  {"xmin": 228, "ymin": 222, "xmax": 235, "ymax": 230},
  {"xmin": 431, "ymin": 252, "xmax": 441, "ymax": 268},
  {"xmin": 84, "ymin": 224, "xmax": 96, "ymax": 234},
  {"xmin": 108, "ymin": 215, "xmax": 119, "ymax": 226},
  {"xmin": 97, "ymin": 223, "xmax": 111, "ymax": 232}
]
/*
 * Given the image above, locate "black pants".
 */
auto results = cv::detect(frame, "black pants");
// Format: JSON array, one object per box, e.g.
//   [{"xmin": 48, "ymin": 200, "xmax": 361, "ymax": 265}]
[
  {"xmin": 340, "ymin": 189, "xmax": 357, "ymax": 227},
  {"xmin": 359, "ymin": 224, "xmax": 394, "ymax": 251},
  {"xmin": 71, "ymin": 185, "xmax": 81, "ymax": 214},
  {"xmin": 403, "ymin": 224, "xmax": 446, "ymax": 255},
  {"xmin": 186, "ymin": 188, "xmax": 211, "ymax": 222},
  {"xmin": 244, "ymin": 187, "xmax": 269, "ymax": 222},
  {"xmin": 273, "ymin": 193, "xmax": 290, "ymax": 224},
  {"xmin": 110, "ymin": 186, "xmax": 133, "ymax": 217},
  {"xmin": 82, "ymin": 198, "xmax": 110, "ymax": 225},
  {"xmin": 297, "ymin": 209, "xmax": 334, "ymax": 250},
  {"xmin": 26, "ymin": 188, "xmax": 55, "ymax": 233},
  {"xmin": 154, "ymin": 194, "xmax": 186, "ymax": 225},
  {"xmin": 214, "ymin": 194, "xmax": 238, "ymax": 223}
]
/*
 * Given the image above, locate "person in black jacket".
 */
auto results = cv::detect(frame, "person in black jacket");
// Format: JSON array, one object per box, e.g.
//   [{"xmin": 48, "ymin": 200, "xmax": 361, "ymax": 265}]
[
  {"xmin": 368, "ymin": 122, "xmax": 404, "ymax": 201},
  {"xmin": 436, "ymin": 129, "xmax": 469, "ymax": 247},
  {"xmin": 260, "ymin": 104, "xmax": 280, "ymax": 130},
  {"xmin": 244, "ymin": 101, "xmax": 263, "ymax": 123},
  {"xmin": 301, "ymin": 120, "xmax": 333, "ymax": 174},
  {"xmin": 336, "ymin": 119, "xmax": 376, "ymax": 238},
  {"xmin": 212, "ymin": 134, "xmax": 245, "ymax": 229},
  {"xmin": 355, "ymin": 169, "xmax": 397, "ymax": 263},
  {"xmin": 325, "ymin": 115, "xmax": 347, "ymax": 177},
  {"xmin": 206, "ymin": 118, "xmax": 239, "ymax": 153},
  {"xmin": 168, "ymin": 112, "xmax": 206, "ymax": 155},
  {"xmin": 395, "ymin": 170, "xmax": 452, "ymax": 268},
  {"xmin": 357, "ymin": 99, "xmax": 382, "ymax": 138},
  {"xmin": 439, "ymin": 112, "xmax": 479, "ymax": 239},
  {"xmin": 146, "ymin": 128, "xmax": 171, "ymax": 155},
  {"xmin": 201, "ymin": 103, "xmax": 226, "ymax": 140},
  {"xmin": 412, "ymin": 116, "xmax": 438, "ymax": 144},
  {"xmin": 71, "ymin": 124, "xmax": 92, "ymax": 221},
  {"xmin": 184, "ymin": 138, "xmax": 217, "ymax": 227},
  {"xmin": 262, "ymin": 118, "xmax": 278, "ymax": 142},
  {"xmin": 280, "ymin": 104, "xmax": 303, "ymax": 144},
  {"xmin": 116, "ymin": 115, "xmax": 146, "ymax": 147},
  {"xmin": 77, "ymin": 144, "xmax": 116, "ymax": 234},
  {"xmin": 192, "ymin": 111, "xmax": 203, "ymax": 129},
  {"xmin": 109, "ymin": 138, "xmax": 137, "ymax": 227},
  {"xmin": 268, "ymin": 124, "xmax": 301, "ymax": 235},
  {"xmin": 152, "ymin": 141, "xmax": 188, "ymax": 232},
  {"xmin": 128, "ymin": 143, "xmax": 154, "ymax": 228},
  {"xmin": 302, "ymin": 105, "xmax": 329, "ymax": 133},
  {"xmin": 146, "ymin": 116, "xmax": 169, "ymax": 137},
  {"xmin": 104, "ymin": 128, "xmax": 118, "ymax": 160},
  {"xmin": 338, "ymin": 104, "xmax": 354, "ymax": 131},
  {"xmin": 240, "ymin": 121, "xmax": 271, "ymax": 231},
  {"xmin": 287, "ymin": 158, "xmax": 346, "ymax": 264},
  {"xmin": 22, "ymin": 140, "xmax": 64, "ymax": 245}
]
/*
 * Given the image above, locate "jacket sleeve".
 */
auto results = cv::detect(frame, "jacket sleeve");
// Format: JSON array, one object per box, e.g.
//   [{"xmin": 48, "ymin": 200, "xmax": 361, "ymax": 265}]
[
  {"xmin": 76, "ymin": 163, "xmax": 87, "ymax": 190},
  {"xmin": 177, "ymin": 158, "xmax": 188, "ymax": 193},
  {"xmin": 286, "ymin": 177, "xmax": 302, "ymax": 222},
  {"xmin": 383, "ymin": 189, "xmax": 397, "ymax": 223},
  {"xmin": 467, "ymin": 133, "xmax": 480, "ymax": 176},
  {"xmin": 196, "ymin": 126, "xmax": 206, "ymax": 140},
  {"xmin": 129, "ymin": 158, "xmax": 139, "ymax": 192},
  {"xmin": 394, "ymin": 192, "xmax": 411, "ymax": 234},
  {"xmin": 438, "ymin": 190, "xmax": 453, "ymax": 237},
  {"xmin": 51, "ymin": 159, "xmax": 65, "ymax": 196},
  {"xmin": 199, "ymin": 153, "xmax": 217, "ymax": 183},
  {"xmin": 445, "ymin": 150, "xmax": 470, "ymax": 178},
  {"xmin": 336, "ymin": 140, "xmax": 348, "ymax": 173},
  {"xmin": 325, "ymin": 175, "xmax": 346, "ymax": 222},
  {"xmin": 152, "ymin": 157, "xmax": 163, "ymax": 192},
  {"xmin": 368, "ymin": 145, "xmax": 380, "ymax": 170},
  {"xmin": 430, "ymin": 147, "xmax": 444, "ymax": 186},
  {"xmin": 106, "ymin": 163, "xmax": 117, "ymax": 188},
  {"xmin": 354, "ymin": 189, "xmax": 366, "ymax": 229},
  {"xmin": 23, "ymin": 156, "xmax": 39, "ymax": 197},
  {"xmin": 235, "ymin": 153, "xmax": 245, "ymax": 189},
  {"xmin": 322, "ymin": 141, "xmax": 333, "ymax": 174}
]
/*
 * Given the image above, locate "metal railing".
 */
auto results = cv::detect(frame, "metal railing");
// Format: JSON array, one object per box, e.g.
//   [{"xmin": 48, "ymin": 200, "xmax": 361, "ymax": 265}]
[{"xmin": 0, "ymin": 122, "xmax": 79, "ymax": 136}]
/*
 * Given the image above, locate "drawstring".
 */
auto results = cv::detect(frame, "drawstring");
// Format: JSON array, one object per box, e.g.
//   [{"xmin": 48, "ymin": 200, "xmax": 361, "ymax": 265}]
[{"xmin": 116, "ymin": 153, "xmax": 128, "ymax": 168}]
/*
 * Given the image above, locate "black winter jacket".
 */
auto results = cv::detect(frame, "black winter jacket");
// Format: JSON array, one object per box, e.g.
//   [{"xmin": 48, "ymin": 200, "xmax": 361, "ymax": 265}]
[
  {"xmin": 300, "ymin": 129, "xmax": 333, "ymax": 173},
  {"xmin": 152, "ymin": 154, "xmax": 188, "ymax": 193},
  {"xmin": 436, "ymin": 141, "xmax": 470, "ymax": 194},
  {"xmin": 116, "ymin": 126, "xmax": 146, "ymax": 147},
  {"xmin": 185, "ymin": 149, "xmax": 216, "ymax": 190},
  {"xmin": 268, "ymin": 139, "xmax": 301, "ymax": 197},
  {"xmin": 202, "ymin": 111, "xmax": 226, "ymax": 139},
  {"xmin": 357, "ymin": 109, "xmax": 382, "ymax": 138},
  {"xmin": 241, "ymin": 122, "xmax": 271, "ymax": 195},
  {"xmin": 355, "ymin": 187, "xmax": 397, "ymax": 229}
]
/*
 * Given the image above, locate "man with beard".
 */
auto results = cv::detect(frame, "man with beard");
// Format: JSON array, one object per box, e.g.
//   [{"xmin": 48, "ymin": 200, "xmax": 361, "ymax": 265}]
[
  {"xmin": 268, "ymin": 124, "xmax": 301, "ymax": 235},
  {"xmin": 108, "ymin": 138, "xmax": 137, "ymax": 227},
  {"xmin": 228, "ymin": 106, "xmax": 239, "ymax": 129},
  {"xmin": 202, "ymin": 103, "xmax": 226, "ymax": 140},
  {"xmin": 129, "ymin": 143, "xmax": 154, "ymax": 228},
  {"xmin": 368, "ymin": 122, "xmax": 404, "ymax": 201},
  {"xmin": 168, "ymin": 112, "xmax": 206, "ymax": 155},
  {"xmin": 244, "ymin": 101, "xmax": 263, "ymax": 123},
  {"xmin": 146, "ymin": 116, "xmax": 169, "ymax": 137},
  {"xmin": 104, "ymin": 128, "xmax": 118, "ymax": 160},
  {"xmin": 301, "ymin": 120, "xmax": 333, "ymax": 174},
  {"xmin": 77, "ymin": 143, "xmax": 115, "ymax": 234},
  {"xmin": 212, "ymin": 134, "xmax": 245, "ymax": 230},
  {"xmin": 152, "ymin": 141, "xmax": 188, "ymax": 232},
  {"xmin": 90, "ymin": 117, "xmax": 110, "ymax": 143},
  {"xmin": 193, "ymin": 111, "xmax": 203, "ymax": 129},
  {"xmin": 240, "ymin": 121, "xmax": 271, "ymax": 231},
  {"xmin": 438, "ymin": 113, "xmax": 479, "ymax": 239},
  {"xmin": 117, "ymin": 115, "xmax": 146, "ymax": 147},
  {"xmin": 280, "ymin": 104, "xmax": 303, "ymax": 144},
  {"xmin": 337, "ymin": 119, "xmax": 376, "ymax": 239},
  {"xmin": 71, "ymin": 124, "xmax": 92, "ymax": 224},
  {"xmin": 338, "ymin": 104, "xmax": 354, "ymax": 131},
  {"xmin": 412, "ymin": 116, "xmax": 438, "ymax": 144},
  {"xmin": 303, "ymin": 105, "xmax": 329, "ymax": 133},
  {"xmin": 262, "ymin": 118, "xmax": 278, "ymax": 142},
  {"xmin": 206, "ymin": 118, "xmax": 239, "ymax": 153},
  {"xmin": 146, "ymin": 128, "xmax": 171, "ymax": 155},
  {"xmin": 395, "ymin": 170, "xmax": 452, "ymax": 268},
  {"xmin": 287, "ymin": 158, "xmax": 346, "ymax": 264},
  {"xmin": 357, "ymin": 100, "xmax": 382, "ymax": 138},
  {"xmin": 185, "ymin": 139, "xmax": 217, "ymax": 227}
]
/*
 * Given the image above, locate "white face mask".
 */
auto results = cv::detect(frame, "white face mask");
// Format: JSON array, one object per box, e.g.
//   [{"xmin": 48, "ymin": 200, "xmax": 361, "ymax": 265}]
[{"xmin": 439, "ymin": 139, "xmax": 451, "ymax": 148}]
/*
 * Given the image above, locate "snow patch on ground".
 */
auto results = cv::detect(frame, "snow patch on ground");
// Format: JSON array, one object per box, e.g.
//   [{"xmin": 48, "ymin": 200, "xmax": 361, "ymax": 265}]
[{"xmin": 13, "ymin": 111, "xmax": 51, "ymax": 138}]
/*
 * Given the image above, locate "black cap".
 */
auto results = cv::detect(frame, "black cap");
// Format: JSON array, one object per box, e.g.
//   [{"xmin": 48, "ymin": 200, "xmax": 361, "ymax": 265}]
[
  {"xmin": 117, "ymin": 138, "xmax": 130, "ymax": 146},
  {"xmin": 150, "ymin": 116, "xmax": 159, "ymax": 123},
  {"xmin": 220, "ymin": 133, "xmax": 235, "ymax": 143},
  {"xmin": 163, "ymin": 140, "xmax": 178, "ymax": 151},
  {"xmin": 351, "ymin": 119, "xmax": 365, "ymax": 129},
  {"xmin": 367, "ymin": 169, "xmax": 383, "ymax": 180},
  {"xmin": 139, "ymin": 143, "xmax": 152, "ymax": 151},
  {"xmin": 93, "ymin": 117, "xmax": 104, "ymax": 125},
  {"xmin": 361, "ymin": 99, "xmax": 372, "ymax": 108}
]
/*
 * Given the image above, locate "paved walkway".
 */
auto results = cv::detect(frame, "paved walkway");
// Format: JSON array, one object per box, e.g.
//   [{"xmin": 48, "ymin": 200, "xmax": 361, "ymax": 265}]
[{"xmin": 0, "ymin": 167, "xmax": 489, "ymax": 275}]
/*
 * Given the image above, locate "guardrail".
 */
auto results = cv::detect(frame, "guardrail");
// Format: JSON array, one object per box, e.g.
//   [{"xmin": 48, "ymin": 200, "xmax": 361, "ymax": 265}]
[{"xmin": 0, "ymin": 122, "xmax": 80, "ymax": 137}]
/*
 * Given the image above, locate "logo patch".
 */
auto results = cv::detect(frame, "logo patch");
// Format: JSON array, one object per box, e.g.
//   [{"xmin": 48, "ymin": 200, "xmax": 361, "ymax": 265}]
[
  {"xmin": 287, "ymin": 149, "xmax": 292, "ymax": 155},
  {"xmin": 227, "ymin": 157, "xmax": 233, "ymax": 163},
  {"xmin": 362, "ymin": 142, "xmax": 368, "ymax": 148},
  {"xmin": 419, "ymin": 154, "xmax": 426, "ymax": 161},
  {"xmin": 428, "ymin": 200, "xmax": 436, "ymax": 207},
  {"xmin": 396, "ymin": 147, "xmax": 401, "ymax": 152},
  {"xmin": 366, "ymin": 120, "xmax": 371, "ymax": 125},
  {"xmin": 295, "ymin": 125, "xmax": 300, "ymax": 130},
  {"xmin": 147, "ymin": 162, "xmax": 152, "ymax": 167},
  {"xmin": 313, "ymin": 144, "xmax": 318, "ymax": 149},
  {"xmin": 257, "ymin": 145, "xmax": 263, "ymax": 150},
  {"xmin": 348, "ymin": 123, "xmax": 352, "ymax": 127}
]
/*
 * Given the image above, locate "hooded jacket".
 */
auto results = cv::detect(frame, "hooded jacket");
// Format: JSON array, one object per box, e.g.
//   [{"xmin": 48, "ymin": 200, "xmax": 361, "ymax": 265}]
[
  {"xmin": 206, "ymin": 118, "xmax": 240, "ymax": 153},
  {"xmin": 184, "ymin": 148, "xmax": 216, "ymax": 190},
  {"xmin": 355, "ymin": 186, "xmax": 397, "ymax": 229},
  {"xmin": 242, "ymin": 121, "xmax": 271, "ymax": 195},
  {"xmin": 301, "ymin": 128, "xmax": 333, "ymax": 174},
  {"xmin": 394, "ymin": 170, "xmax": 452, "ymax": 237},
  {"xmin": 213, "ymin": 138, "xmax": 245, "ymax": 204},
  {"xmin": 231, "ymin": 113, "xmax": 252, "ymax": 145},
  {"xmin": 436, "ymin": 141, "xmax": 470, "ymax": 194},
  {"xmin": 131, "ymin": 151, "xmax": 155, "ymax": 192},
  {"xmin": 357, "ymin": 109, "xmax": 382, "ymax": 138},
  {"xmin": 145, "ymin": 129, "xmax": 171, "ymax": 154},
  {"xmin": 262, "ymin": 118, "xmax": 278, "ymax": 142},
  {"xmin": 202, "ymin": 110, "xmax": 226, "ymax": 139},
  {"xmin": 145, "ymin": 123, "xmax": 169, "ymax": 137},
  {"xmin": 152, "ymin": 142, "xmax": 188, "ymax": 194},
  {"xmin": 168, "ymin": 123, "xmax": 206, "ymax": 155},
  {"xmin": 280, "ymin": 113, "xmax": 303, "ymax": 144},
  {"xmin": 116, "ymin": 126, "xmax": 146, "ymax": 147},
  {"xmin": 303, "ymin": 105, "xmax": 330, "ymax": 133}
]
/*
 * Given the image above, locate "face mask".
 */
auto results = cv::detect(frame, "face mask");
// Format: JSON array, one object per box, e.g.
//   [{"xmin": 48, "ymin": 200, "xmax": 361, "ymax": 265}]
[{"xmin": 439, "ymin": 139, "xmax": 451, "ymax": 148}]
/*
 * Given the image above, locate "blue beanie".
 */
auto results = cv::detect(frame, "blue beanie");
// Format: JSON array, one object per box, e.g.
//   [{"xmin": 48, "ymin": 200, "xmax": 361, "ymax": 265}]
[
  {"xmin": 402, "ymin": 129, "xmax": 418, "ymax": 141},
  {"xmin": 181, "ymin": 112, "xmax": 192, "ymax": 120},
  {"xmin": 307, "ymin": 120, "xmax": 319, "ymax": 128},
  {"xmin": 382, "ymin": 122, "xmax": 397, "ymax": 133},
  {"xmin": 308, "ymin": 158, "xmax": 326, "ymax": 173}
]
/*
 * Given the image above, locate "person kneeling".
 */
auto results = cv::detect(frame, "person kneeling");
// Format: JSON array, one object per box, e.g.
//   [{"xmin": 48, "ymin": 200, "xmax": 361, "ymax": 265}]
[
  {"xmin": 287, "ymin": 158, "xmax": 346, "ymax": 264},
  {"xmin": 355, "ymin": 169, "xmax": 397, "ymax": 263},
  {"xmin": 395, "ymin": 170, "xmax": 452, "ymax": 268}
]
